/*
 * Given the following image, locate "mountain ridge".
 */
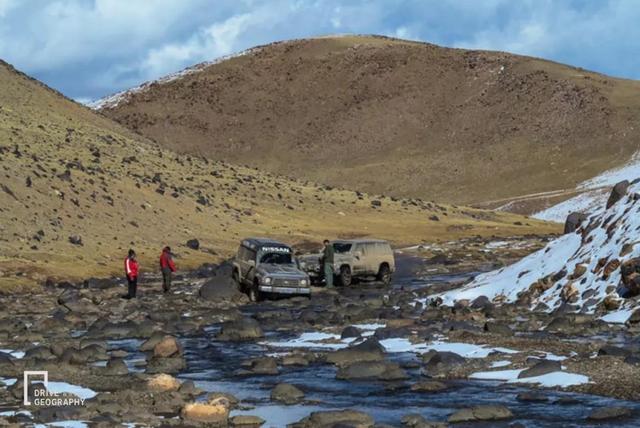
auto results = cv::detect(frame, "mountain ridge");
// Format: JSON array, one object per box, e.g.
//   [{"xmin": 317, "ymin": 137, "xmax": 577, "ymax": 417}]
[{"xmin": 96, "ymin": 35, "xmax": 640, "ymax": 211}]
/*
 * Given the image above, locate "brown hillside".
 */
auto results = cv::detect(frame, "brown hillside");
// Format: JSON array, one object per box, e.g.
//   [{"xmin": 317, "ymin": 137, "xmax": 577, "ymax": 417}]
[
  {"xmin": 98, "ymin": 35, "xmax": 640, "ymax": 209},
  {"xmin": 0, "ymin": 59, "xmax": 557, "ymax": 290}
]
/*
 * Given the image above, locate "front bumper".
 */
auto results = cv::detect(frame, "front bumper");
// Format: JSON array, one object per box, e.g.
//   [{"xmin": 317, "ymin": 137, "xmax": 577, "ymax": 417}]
[{"xmin": 258, "ymin": 285, "xmax": 311, "ymax": 295}]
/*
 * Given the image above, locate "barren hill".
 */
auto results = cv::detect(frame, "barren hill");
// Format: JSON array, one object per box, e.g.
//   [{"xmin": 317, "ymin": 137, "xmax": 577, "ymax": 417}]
[
  {"xmin": 0, "ymin": 59, "xmax": 556, "ymax": 290},
  {"xmin": 96, "ymin": 35, "xmax": 640, "ymax": 209}
]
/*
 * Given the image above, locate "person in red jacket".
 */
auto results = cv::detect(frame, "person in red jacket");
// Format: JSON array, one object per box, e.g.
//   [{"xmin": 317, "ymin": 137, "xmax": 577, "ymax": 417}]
[
  {"xmin": 124, "ymin": 249, "xmax": 139, "ymax": 299},
  {"xmin": 160, "ymin": 246, "xmax": 176, "ymax": 293}
]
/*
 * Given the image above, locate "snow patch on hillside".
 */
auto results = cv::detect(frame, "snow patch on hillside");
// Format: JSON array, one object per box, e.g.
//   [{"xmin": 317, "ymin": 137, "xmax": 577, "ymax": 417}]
[
  {"xmin": 534, "ymin": 153, "xmax": 640, "ymax": 222},
  {"xmin": 89, "ymin": 47, "xmax": 262, "ymax": 110},
  {"xmin": 434, "ymin": 181, "xmax": 640, "ymax": 317}
]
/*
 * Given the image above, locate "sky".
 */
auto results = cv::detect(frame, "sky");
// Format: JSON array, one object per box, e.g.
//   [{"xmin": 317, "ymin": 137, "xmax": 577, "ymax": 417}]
[{"xmin": 0, "ymin": 0, "xmax": 639, "ymax": 103}]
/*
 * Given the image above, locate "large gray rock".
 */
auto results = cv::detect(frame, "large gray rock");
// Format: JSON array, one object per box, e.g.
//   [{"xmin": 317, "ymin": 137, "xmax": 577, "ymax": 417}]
[
  {"xmin": 199, "ymin": 263, "xmax": 245, "ymax": 302},
  {"xmin": 336, "ymin": 360, "xmax": 408, "ymax": 381},
  {"xmin": 564, "ymin": 212, "xmax": 587, "ymax": 234},
  {"xmin": 326, "ymin": 337, "xmax": 385, "ymax": 366},
  {"xmin": 448, "ymin": 405, "xmax": 513, "ymax": 423},
  {"xmin": 270, "ymin": 383, "xmax": 304, "ymax": 404},
  {"xmin": 290, "ymin": 409, "xmax": 374, "ymax": 428},
  {"xmin": 587, "ymin": 406, "xmax": 633, "ymax": 421},
  {"xmin": 217, "ymin": 317, "xmax": 263, "ymax": 341},
  {"xmin": 606, "ymin": 180, "xmax": 630, "ymax": 209},
  {"xmin": 518, "ymin": 360, "xmax": 561, "ymax": 378}
]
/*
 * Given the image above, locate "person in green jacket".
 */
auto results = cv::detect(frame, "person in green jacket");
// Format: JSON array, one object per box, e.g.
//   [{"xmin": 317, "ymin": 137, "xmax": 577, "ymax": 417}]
[{"xmin": 322, "ymin": 239, "xmax": 335, "ymax": 288}]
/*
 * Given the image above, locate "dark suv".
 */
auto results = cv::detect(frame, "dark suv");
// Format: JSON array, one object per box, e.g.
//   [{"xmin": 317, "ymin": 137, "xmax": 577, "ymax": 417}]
[{"xmin": 232, "ymin": 238, "xmax": 311, "ymax": 301}]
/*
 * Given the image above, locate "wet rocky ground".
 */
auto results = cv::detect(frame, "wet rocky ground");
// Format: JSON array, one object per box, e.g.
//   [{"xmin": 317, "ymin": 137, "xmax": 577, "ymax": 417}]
[{"xmin": 1, "ymin": 235, "xmax": 640, "ymax": 427}]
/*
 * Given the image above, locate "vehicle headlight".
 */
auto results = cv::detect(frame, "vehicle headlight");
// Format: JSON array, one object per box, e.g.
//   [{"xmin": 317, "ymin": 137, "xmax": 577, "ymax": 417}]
[
  {"xmin": 262, "ymin": 277, "xmax": 272, "ymax": 285},
  {"xmin": 300, "ymin": 279, "xmax": 308, "ymax": 286}
]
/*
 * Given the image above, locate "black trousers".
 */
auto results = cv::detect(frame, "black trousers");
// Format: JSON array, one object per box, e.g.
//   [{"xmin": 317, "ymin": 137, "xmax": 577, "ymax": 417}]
[
  {"xmin": 162, "ymin": 269, "xmax": 172, "ymax": 292},
  {"xmin": 127, "ymin": 276, "xmax": 138, "ymax": 298}
]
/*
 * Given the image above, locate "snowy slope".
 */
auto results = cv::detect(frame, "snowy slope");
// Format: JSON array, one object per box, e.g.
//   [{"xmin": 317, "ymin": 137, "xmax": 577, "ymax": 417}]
[
  {"xmin": 437, "ymin": 181, "xmax": 640, "ymax": 321},
  {"xmin": 533, "ymin": 153, "xmax": 640, "ymax": 222}
]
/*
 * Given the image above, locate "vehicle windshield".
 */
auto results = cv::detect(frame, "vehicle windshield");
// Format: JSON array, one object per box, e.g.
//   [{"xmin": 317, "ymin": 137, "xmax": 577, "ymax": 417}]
[
  {"xmin": 260, "ymin": 252, "xmax": 292, "ymax": 264},
  {"xmin": 333, "ymin": 243, "xmax": 352, "ymax": 253}
]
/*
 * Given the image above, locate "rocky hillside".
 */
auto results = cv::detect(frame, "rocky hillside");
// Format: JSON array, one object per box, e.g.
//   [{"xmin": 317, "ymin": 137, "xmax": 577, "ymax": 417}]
[
  {"xmin": 435, "ymin": 179, "xmax": 640, "ymax": 322},
  {"xmin": 96, "ymin": 35, "xmax": 640, "ymax": 208},
  {"xmin": 0, "ymin": 59, "xmax": 557, "ymax": 290}
]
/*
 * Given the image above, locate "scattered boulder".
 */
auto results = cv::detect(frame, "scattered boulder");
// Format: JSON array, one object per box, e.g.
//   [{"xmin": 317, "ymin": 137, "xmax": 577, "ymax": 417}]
[
  {"xmin": 68, "ymin": 235, "xmax": 83, "ymax": 246},
  {"xmin": 598, "ymin": 345, "xmax": 631, "ymax": 358},
  {"xmin": 336, "ymin": 360, "xmax": 408, "ymax": 381},
  {"xmin": 483, "ymin": 322, "xmax": 513, "ymax": 336},
  {"xmin": 186, "ymin": 239, "xmax": 200, "ymax": 250},
  {"xmin": 181, "ymin": 398, "xmax": 229, "ymax": 425},
  {"xmin": 448, "ymin": 405, "xmax": 513, "ymax": 423},
  {"xmin": 587, "ymin": 406, "xmax": 633, "ymax": 421},
  {"xmin": 564, "ymin": 212, "xmax": 587, "ymax": 234},
  {"xmin": 244, "ymin": 357, "xmax": 279, "ymax": 375},
  {"xmin": 140, "ymin": 331, "xmax": 166, "ymax": 352},
  {"xmin": 153, "ymin": 336, "xmax": 181, "ymax": 358},
  {"xmin": 326, "ymin": 337, "xmax": 385, "ymax": 366},
  {"xmin": 199, "ymin": 267, "xmax": 244, "ymax": 302},
  {"xmin": 606, "ymin": 180, "xmax": 629, "ymax": 209},
  {"xmin": 340, "ymin": 326, "xmax": 362, "ymax": 339},
  {"xmin": 217, "ymin": 318, "xmax": 263, "ymax": 341},
  {"xmin": 516, "ymin": 392, "xmax": 548, "ymax": 402},
  {"xmin": 229, "ymin": 415, "xmax": 265, "ymax": 427},
  {"xmin": 270, "ymin": 383, "xmax": 304, "ymax": 404},
  {"xmin": 621, "ymin": 257, "xmax": 640, "ymax": 294},
  {"xmin": 518, "ymin": 360, "xmax": 562, "ymax": 379},
  {"xmin": 104, "ymin": 358, "xmax": 128, "ymax": 376},
  {"xmin": 290, "ymin": 410, "xmax": 374, "ymax": 428},
  {"xmin": 410, "ymin": 380, "xmax": 448, "ymax": 393},
  {"xmin": 401, "ymin": 414, "xmax": 447, "ymax": 427},
  {"xmin": 148, "ymin": 374, "xmax": 181, "ymax": 392}
]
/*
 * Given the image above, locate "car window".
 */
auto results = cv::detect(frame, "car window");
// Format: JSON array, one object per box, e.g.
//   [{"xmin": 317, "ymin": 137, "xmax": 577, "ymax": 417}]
[
  {"xmin": 333, "ymin": 243, "xmax": 352, "ymax": 253},
  {"xmin": 260, "ymin": 252, "xmax": 292, "ymax": 264}
]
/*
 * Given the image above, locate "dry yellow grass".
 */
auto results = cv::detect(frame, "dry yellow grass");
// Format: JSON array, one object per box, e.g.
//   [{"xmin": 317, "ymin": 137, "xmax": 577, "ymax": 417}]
[{"xmin": 0, "ymin": 59, "xmax": 559, "ymax": 289}]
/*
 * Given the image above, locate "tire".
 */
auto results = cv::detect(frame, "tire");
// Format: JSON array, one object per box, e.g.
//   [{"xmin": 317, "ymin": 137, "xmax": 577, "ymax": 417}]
[
  {"xmin": 377, "ymin": 264, "xmax": 392, "ymax": 285},
  {"xmin": 339, "ymin": 266, "xmax": 352, "ymax": 287},
  {"xmin": 233, "ymin": 270, "xmax": 243, "ymax": 292},
  {"xmin": 249, "ymin": 280, "xmax": 264, "ymax": 302}
]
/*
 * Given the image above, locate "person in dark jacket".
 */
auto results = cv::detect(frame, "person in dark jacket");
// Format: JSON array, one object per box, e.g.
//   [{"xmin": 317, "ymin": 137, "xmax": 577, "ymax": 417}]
[
  {"xmin": 322, "ymin": 239, "xmax": 334, "ymax": 288},
  {"xmin": 160, "ymin": 246, "xmax": 176, "ymax": 293},
  {"xmin": 124, "ymin": 249, "xmax": 139, "ymax": 299}
]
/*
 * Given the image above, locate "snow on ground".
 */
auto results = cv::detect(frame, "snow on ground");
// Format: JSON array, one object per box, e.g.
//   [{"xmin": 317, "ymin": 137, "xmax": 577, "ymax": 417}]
[
  {"xmin": 470, "ymin": 369, "xmax": 589, "ymax": 387},
  {"xmin": 47, "ymin": 381, "xmax": 97, "ymax": 400},
  {"xmin": 263, "ymin": 328, "xmax": 517, "ymax": 357},
  {"xmin": 434, "ymin": 181, "xmax": 640, "ymax": 317},
  {"xmin": 432, "ymin": 233, "xmax": 581, "ymax": 307},
  {"xmin": 534, "ymin": 152, "xmax": 640, "ymax": 222},
  {"xmin": 0, "ymin": 349, "xmax": 24, "ymax": 359},
  {"xmin": 0, "ymin": 378, "xmax": 96, "ymax": 400},
  {"xmin": 600, "ymin": 309, "xmax": 635, "ymax": 324},
  {"xmin": 533, "ymin": 189, "xmax": 609, "ymax": 222}
]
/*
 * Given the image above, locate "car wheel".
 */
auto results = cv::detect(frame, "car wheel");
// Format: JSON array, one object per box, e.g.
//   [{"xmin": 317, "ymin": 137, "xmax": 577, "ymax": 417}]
[
  {"xmin": 249, "ymin": 280, "xmax": 264, "ymax": 302},
  {"xmin": 339, "ymin": 266, "xmax": 352, "ymax": 287},
  {"xmin": 377, "ymin": 264, "xmax": 392, "ymax": 285},
  {"xmin": 233, "ymin": 270, "xmax": 243, "ymax": 292}
]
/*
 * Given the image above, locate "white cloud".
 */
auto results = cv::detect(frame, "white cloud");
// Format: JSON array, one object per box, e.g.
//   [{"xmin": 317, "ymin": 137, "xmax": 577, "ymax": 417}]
[{"xmin": 0, "ymin": 0, "xmax": 639, "ymax": 101}]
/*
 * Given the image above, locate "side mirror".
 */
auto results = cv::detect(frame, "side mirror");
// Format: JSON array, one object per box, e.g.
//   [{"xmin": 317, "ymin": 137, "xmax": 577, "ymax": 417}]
[
  {"xmin": 247, "ymin": 260, "xmax": 256, "ymax": 267},
  {"xmin": 354, "ymin": 251, "xmax": 362, "ymax": 259}
]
